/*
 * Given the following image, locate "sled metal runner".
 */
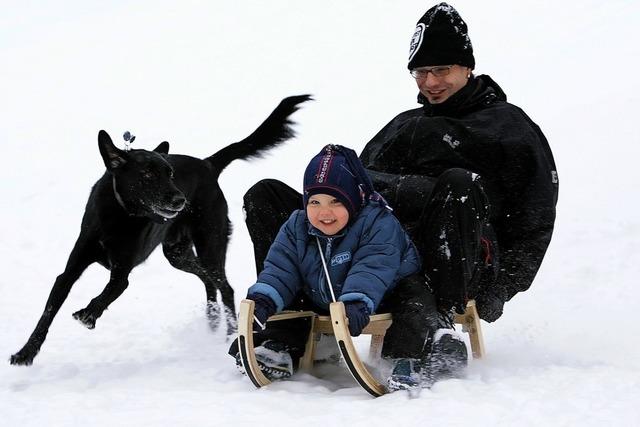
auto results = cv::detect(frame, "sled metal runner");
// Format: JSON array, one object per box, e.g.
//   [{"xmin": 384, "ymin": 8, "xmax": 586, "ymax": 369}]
[
  {"xmin": 237, "ymin": 299, "xmax": 483, "ymax": 396},
  {"xmin": 328, "ymin": 301, "xmax": 388, "ymax": 396}
]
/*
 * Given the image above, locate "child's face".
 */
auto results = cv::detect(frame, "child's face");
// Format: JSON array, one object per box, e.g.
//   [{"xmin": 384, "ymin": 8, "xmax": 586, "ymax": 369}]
[{"xmin": 306, "ymin": 194, "xmax": 350, "ymax": 235}]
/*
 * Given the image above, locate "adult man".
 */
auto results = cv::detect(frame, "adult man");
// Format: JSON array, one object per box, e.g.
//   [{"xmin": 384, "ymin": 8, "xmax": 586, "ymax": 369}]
[
  {"xmin": 242, "ymin": 2, "xmax": 558, "ymax": 386},
  {"xmin": 360, "ymin": 3, "xmax": 558, "ymax": 322}
]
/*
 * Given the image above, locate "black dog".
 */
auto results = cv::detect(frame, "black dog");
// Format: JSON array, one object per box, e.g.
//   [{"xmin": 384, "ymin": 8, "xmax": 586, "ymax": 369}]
[{"xmin": 10, "ymin": 95, "xmax": 311, "ymax": 366}]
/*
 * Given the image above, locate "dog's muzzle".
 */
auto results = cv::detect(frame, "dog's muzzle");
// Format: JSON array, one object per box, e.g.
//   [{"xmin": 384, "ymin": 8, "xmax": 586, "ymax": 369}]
[{"xmin": 153, "ymin": 193, "xmax": 187, "ymax": 219}]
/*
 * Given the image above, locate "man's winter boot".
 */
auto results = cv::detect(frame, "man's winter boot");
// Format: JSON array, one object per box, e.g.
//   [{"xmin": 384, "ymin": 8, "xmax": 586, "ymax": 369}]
[
  {"xmin": 235, "ymin": 340, "xmax": 294, "ymax": 381},
  {"xmin": 422, "ymin": 329, "xmax": 468, "ymax": 386},
  {"xmin": 387, "ymin": 358, "xmax": 423, "ymax": 391},
  {"xmin": 420, "ymin": 308, "xmax": 468, "ymax": 387}
]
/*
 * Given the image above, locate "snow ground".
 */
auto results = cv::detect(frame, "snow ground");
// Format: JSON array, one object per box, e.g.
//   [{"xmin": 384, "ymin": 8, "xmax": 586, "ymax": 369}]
[{"xmin": 1, "ymin": 1, "xmax": 639, "ymax": 426}]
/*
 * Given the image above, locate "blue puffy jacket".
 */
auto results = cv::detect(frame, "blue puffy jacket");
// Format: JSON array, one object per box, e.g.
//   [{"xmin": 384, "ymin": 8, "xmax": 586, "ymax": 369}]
[{"xmin": 248, "ymin": 202, "xmax": 421, "ymax": 314}]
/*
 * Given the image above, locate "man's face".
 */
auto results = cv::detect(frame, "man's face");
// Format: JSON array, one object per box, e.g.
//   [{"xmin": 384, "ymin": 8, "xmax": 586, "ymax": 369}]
[{"xmin": 413, "ymin": 64, "xmax": 471, "ymax": 104}]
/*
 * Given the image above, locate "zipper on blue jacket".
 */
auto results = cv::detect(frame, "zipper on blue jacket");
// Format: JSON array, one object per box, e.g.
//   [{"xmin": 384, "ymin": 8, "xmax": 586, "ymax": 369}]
[{"xmin": 317, "ymin": 237, "xmax": 334, "ymax": 305}]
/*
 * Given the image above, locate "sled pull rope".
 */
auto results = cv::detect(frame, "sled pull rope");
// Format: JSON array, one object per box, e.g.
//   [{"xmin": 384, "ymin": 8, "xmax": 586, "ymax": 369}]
[{"xmin": 316, "ymin": 237, "xmax": 337, "ymax": 303}]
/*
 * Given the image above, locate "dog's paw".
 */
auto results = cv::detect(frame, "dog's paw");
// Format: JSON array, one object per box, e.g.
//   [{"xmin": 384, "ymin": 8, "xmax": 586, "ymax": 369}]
[
  {"xmin": 72, "ymin": 309, "xmax": 97, "ymax": 329},
  {"xmin": 206, "ymin": 302, "xmax": 221, "ymax": 330},
  {"xmin": 9, "ymin": 350, "xmax": 35, "ymax": 366},
  {"xmin": 226, "ymin": 315, "xmax": 238, "ymax": 336}
]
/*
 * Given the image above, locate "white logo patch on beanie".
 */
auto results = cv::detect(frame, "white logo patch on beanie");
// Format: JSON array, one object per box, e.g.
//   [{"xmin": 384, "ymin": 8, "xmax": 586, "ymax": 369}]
[{"xmin": 408, "ymin": 23, "xmax": 426, "ymax": 61}]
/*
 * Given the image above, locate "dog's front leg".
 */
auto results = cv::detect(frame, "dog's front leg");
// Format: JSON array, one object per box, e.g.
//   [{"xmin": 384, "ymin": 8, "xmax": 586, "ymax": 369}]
[
  {"xmin": 72, "ymin": 264, "xmax": 132, "ymax": 329},
  {"xmin": 10, "ymin": 239, "xmax": 98, "ymax": 366}
]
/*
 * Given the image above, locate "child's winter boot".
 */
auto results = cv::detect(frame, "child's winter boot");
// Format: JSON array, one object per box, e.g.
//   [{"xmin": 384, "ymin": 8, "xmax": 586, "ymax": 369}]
[
  {"xmin": 235, "ymin": 339, "xmax": 294, "ymax": 381},
  {"xmin": 387, "ymin": 358, "xmax": 423, "ymax": 391}
]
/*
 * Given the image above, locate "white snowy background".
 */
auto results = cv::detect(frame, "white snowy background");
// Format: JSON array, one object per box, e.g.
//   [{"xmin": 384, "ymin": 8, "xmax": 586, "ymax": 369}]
[{"xmin": 1, "ymin": 1, "xmax": 639, "ymax": 426}]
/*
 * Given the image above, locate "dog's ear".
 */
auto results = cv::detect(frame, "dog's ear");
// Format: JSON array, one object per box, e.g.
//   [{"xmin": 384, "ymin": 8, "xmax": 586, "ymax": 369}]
[
  {"xmin": 153, "ymin": 141, "xmax": 170, "ymax": 155},
  {"xmin": 98, "ymin": 130, "xmax": 127, "ymax": 170}
]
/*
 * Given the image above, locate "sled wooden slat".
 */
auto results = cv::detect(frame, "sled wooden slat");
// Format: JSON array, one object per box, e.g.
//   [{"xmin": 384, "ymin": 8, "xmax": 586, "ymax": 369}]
[
  {"xmin": 299, "ymin": 315, "xmax": 317, "ymax": 371},
  {"xmin": 306, "ymin": 313, "xmax": 392, "ymax": 335},
  {"xmin": 267, "ymin": 310, "xmax": 318, "ymax": 321}
]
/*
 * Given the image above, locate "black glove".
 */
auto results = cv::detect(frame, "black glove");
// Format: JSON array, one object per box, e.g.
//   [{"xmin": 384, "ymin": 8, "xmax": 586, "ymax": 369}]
[
  {"xmin": 344, "ymin": 301, "xmax": 370, "ymax": 337},
  {"xmin": 247, "ymin": 293, "xmax": 277, "ymax": 329},
  {"xmin": 475, "ymin": 291, "xmax": 504, "ymax": 323}
]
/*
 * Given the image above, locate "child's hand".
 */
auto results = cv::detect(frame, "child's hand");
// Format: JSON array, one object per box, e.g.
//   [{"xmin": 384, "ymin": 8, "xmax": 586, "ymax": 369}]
[
  {"xmin": 344, "ymin": 301, "xmax": 370, "ymax": 336},
  {"xmin": 247, "ymin": 293, "xmax": 277, "ymax": 329}
]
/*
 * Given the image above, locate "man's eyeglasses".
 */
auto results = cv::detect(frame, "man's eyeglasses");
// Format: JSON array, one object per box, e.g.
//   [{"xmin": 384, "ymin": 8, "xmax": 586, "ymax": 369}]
[{"xmin": 409, "ymin": 65, "xmax": 454, "ymax": 79}]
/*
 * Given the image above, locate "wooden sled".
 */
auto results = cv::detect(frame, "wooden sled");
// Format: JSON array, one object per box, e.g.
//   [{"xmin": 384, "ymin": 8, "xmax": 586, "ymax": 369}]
[{"xmin": 237, "ymin": 299, "xmax": 484, "ymax": 396}]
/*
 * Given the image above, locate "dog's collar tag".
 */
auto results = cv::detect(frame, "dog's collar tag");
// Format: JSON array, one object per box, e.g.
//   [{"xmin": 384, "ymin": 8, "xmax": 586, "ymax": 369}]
[{"xmin": 123, "ymin": 131, "xmax": 136, "ymax": 152}]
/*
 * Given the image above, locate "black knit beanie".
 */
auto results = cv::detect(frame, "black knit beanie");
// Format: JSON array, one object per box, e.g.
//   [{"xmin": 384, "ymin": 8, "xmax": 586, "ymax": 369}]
[{"xmin": 407, "ymin": 2, "xmax": 475, "ymax": 70}]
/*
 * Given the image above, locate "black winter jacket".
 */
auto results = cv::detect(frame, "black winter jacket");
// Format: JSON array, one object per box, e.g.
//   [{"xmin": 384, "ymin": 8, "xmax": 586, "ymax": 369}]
[{"xmin": 360, "ymin": 74, "xmax": 558, "ymax": 303}]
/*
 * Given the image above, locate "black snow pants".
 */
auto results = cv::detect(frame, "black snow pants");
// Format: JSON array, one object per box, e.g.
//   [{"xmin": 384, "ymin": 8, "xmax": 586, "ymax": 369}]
[
  {"xmin": 367, "ymin": 167, "xmax": 498, "ymax": 313},
  {"xmin": 407, "ymin": 168, "xmax": 496, "ymax": 314}
]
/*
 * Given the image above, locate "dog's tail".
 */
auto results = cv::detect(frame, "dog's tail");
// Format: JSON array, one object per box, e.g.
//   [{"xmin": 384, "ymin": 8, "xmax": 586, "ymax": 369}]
[{"xmin": 205, "ymin": 94, "xmax": 313, "ymax": 177}]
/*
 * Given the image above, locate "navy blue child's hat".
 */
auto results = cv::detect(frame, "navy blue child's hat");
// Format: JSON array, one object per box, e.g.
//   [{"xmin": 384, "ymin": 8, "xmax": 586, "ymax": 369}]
[{"xmin": 303, "ymin": 145, "xmax": 387, "ymax": 220}]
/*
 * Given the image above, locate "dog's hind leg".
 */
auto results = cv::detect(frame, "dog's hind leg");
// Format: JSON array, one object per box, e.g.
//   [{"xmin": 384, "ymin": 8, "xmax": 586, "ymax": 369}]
[
  {"xmin": 216, "ymin": 271, "xmax": 237, "ymax": 335},
  {"xmin": 10, "ymin": 238, "xmax": 99, "ymax": 366},
  {"xmin": 194, "ymin": 217, "xmax": 237, "ymax": 336},
  {"xmin": 162, "ymin": 239, "xmax": 230, "ymax": 331},
  {"xmin": 177, "ymin": 220, "xmax": 237, "ymax": 336}
]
